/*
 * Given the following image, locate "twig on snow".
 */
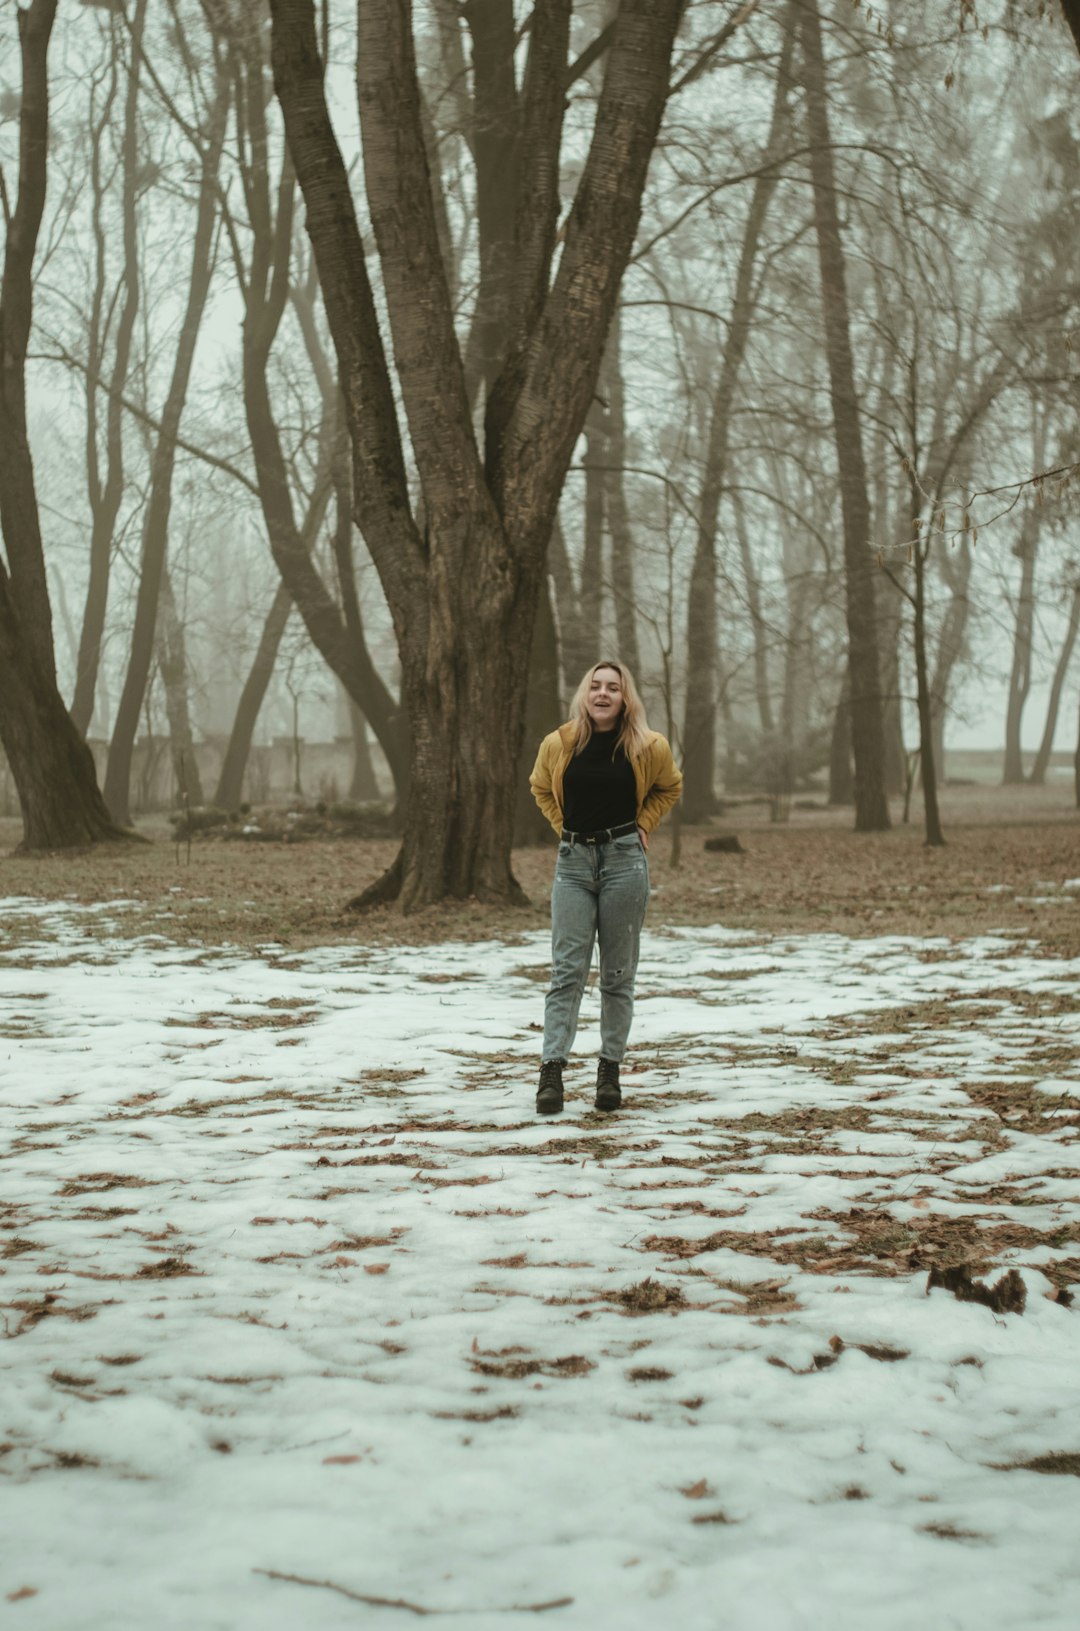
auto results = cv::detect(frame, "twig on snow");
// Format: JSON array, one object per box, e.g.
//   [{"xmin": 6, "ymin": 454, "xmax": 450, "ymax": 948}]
[{"xmin": 254, "ymin": 1570, "xmax": 573, "ymax": 1615}]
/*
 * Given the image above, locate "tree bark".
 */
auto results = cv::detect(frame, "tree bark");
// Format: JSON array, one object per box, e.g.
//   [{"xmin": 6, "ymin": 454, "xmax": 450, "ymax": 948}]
[
  {"xmin": 0, "ymin": 0, "xmax": 126, "ymax": 850},
  {"xmin": 800, "ymin": 0, "xmax": 889, "ymax": 831},
  {"xmin": 104, "ymin": 57, "xmax": 228, "ymax": 826},
  {"xmin": 1030, "ymin": 582, "xmax": 1080, "ymax": 786},
  {"xmin": 270, "ymin": 0, "xmax": 684, "ymax": 910}
]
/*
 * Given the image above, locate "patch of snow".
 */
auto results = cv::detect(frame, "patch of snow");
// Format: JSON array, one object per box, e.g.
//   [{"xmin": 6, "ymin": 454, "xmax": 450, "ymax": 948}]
[{"xmin": 1, "ymin": 905, "xmax": 1078, "ymax": 1629}]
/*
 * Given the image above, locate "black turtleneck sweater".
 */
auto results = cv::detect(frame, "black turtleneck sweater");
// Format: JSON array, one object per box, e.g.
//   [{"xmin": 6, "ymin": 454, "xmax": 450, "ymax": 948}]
[{"xmin": 561, "ymin": 729, "xmax": 637, "ymax": 833}]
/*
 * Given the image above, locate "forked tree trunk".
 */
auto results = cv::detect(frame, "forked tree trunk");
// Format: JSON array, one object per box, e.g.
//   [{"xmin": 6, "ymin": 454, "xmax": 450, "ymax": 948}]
[
  {"xmin": 800, "ymin": 0, "xmax": 889, "ymax": 831},
  {"xmin": 1030, "ymin": 583, "xmax": 1080, "ymax": 786},
  {"xmin": 270, "ymin": 0, "xmax": 685, "ymax": 910},
  {"xmin": 0, "ymin": 0, "xmax": 126, "ymax": 850}
]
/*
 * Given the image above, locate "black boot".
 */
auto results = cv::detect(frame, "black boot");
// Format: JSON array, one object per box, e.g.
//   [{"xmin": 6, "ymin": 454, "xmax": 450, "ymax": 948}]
[
  {"xmin": 595, "ymin": 1057, "xmax": 621, "ymax": 1112},
  {"xmin": 536, "ymin": 1059, "xmax": 565, "ymax": 1115}
]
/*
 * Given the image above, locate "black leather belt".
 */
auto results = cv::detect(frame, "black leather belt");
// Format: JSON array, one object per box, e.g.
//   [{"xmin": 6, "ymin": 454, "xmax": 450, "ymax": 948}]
[{"xmin": 560, "ymin": 820, "xmax": 638, "ymax": 845}]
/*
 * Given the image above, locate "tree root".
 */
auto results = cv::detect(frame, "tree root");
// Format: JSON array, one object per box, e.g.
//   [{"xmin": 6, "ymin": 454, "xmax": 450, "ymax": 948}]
[{"xmin": 345, "ymin": 848, "xmax": 404, "ymax": 912}]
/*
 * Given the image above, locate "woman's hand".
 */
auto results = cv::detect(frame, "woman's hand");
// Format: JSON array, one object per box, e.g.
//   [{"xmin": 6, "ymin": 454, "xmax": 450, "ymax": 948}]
[{"xmin": 637, "ymin": 825, "xmax": 649, "ymax": 852}]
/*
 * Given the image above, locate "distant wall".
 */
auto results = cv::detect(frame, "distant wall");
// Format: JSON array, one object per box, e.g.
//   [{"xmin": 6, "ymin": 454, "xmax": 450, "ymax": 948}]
[{"xmin": 0, "ymin": 734, "xmax": 389, "ymax": 820}]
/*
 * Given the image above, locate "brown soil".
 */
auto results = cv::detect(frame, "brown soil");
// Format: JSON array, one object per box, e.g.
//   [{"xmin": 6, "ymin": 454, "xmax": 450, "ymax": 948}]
[{"xmin": 1, "ymin": 782, "xmax": 1077, "ymax": 953}]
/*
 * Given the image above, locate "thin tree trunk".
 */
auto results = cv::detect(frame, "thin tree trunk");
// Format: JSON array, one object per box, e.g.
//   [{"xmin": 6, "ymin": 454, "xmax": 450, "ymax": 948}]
[
  {"xmin": 733, "ymin": 493, "xmax": 774, "ymax": 735},
  {"xmin": 0, "ymin": 0, "xmax": 126, "ymax": 849},
  {"xmin": 514, "ymin": 577, "xmax": 562, "ymax": 844},
  {"xmin": 912, "ymin": 538, "xmax": 944, "ymax": 846},
  {"xmin": 603, "ymin": 308, "xmax": 641, "ymax": 675},
  {"xmin": 929, "ymin": 529, "xmax": 973, "ymax": 786},
  {"xmin": 828, "ymin": 665, "xmax": 853, "ymax": 806},
  {"xmin": 1003, "ymin": 506, "xmax": 1041, "ymax": 785},
  {"xmin": 549, "ymin": 514, "xmax": 590, "ymax": 698},
  {"xmin": 71, "ymin": 0, "xmax": 145, "ymax": 735},
  {"xmin": 681, "ymin": 7, "xmax": 794, "ymax": 821},
  {"xmin": 349, "ymin": 701, "xmax": 380, "ymax": 802},
  {"xmin": 213, "ymin": 581, "xmax": 293, "ymax": 810},
  {"xmin": 1030, "ymin": 582, "xmax": 1080, "ymax": 785},
  {"xmin": 580, "ymin": 396, "xmax": 606, "ymax": 653},
  {"xmin": 877, "ymin": 572, "xmax": 906, "ymax": 795},
  {"xmin": 800, "ymin": 0, "xmax": 889, "ymax": 831},
  {"xmin": 157, "ymin": 563, "xmax": 204, "ymax": 809},
  {"xmin": 104, "ymin": 61, "xmax": 228, "ymax": 826}
]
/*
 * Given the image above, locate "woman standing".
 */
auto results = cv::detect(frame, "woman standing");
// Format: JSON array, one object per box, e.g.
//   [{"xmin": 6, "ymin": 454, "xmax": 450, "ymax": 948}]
[{"xmin": 529, "ymin": 660, "xmax": 683, "ymax": 1115}]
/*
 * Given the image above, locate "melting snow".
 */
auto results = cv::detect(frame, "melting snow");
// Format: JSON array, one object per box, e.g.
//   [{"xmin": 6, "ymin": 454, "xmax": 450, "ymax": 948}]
[{"xmin": 1, "ymin": 901, "xmax": 1078, "ymax": 1629}]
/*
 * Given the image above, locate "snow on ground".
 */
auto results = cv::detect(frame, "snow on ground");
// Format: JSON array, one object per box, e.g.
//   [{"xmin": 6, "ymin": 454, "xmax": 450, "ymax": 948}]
[{"xmin": 1, "ymin": 899, "xmax": 1079, "ymax": 1630}]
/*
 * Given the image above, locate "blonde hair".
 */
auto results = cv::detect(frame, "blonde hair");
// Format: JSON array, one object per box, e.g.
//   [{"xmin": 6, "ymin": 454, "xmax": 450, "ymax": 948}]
[{"xmin": 569, "ymin": 660, "xmax": 651, "ymax": 761}]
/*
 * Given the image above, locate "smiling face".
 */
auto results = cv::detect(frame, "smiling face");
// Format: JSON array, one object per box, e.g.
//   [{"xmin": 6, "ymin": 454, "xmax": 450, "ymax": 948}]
[{"xmin": 586, "ymin": 665, "xmax": 624, "ymax": 731}]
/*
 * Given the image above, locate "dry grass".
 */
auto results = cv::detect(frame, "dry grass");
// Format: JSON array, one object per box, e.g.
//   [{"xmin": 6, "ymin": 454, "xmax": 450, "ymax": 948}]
[{"xmin": 1, "ymin": 780, "xmax": 1077, "ymax": 953}]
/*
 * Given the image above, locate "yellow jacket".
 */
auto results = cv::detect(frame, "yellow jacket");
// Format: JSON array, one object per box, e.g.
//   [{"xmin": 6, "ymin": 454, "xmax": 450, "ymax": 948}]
[{"xmin": 529, "ymin": 723, "xmax": 684, "ymax": 837}]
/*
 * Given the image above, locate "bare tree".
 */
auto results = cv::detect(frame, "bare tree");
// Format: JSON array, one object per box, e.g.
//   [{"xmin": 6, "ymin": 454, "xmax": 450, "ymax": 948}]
[
  {"xmin": 799, "ymin": 0, "xmax": 890, "ymax": 831},
  {"xmin": 0, "ymin": 0, "xmax": 124, "ymax": 849},
  {"xmin": 269, "ymin": 0, "xmax": 685, "ymax": 910},
  {"xmin": 103, "ymin": 30, "xmax": 229, "ymax": 826}
]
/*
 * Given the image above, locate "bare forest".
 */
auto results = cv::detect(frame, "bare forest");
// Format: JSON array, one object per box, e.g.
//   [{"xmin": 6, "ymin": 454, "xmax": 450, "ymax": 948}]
[{"xmin": 2, "ymin": 0, "xmax": 1080, "ymax": 905}]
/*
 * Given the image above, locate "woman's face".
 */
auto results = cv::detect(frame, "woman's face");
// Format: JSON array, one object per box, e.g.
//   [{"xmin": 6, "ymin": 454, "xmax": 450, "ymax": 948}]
[{"xmin": 586, "ymin": 666, "xmax": 624, "ymax": 730}]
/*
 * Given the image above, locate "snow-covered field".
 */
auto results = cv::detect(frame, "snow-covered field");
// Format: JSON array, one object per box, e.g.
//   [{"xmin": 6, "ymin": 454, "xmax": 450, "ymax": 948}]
[{"xmin": 2, "ymin": 899, "xmax": 1079, "ymax": 1630}]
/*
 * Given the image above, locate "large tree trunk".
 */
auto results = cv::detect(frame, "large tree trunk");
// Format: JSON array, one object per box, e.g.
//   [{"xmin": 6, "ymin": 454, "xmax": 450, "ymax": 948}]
[
  {"xmin": 1003, "ymin": 506, "xmax": 1041, "ymax": 785},
  {"xmin": 1030, "ymin": 582, "xmax": 1080, "ymax": 786},
  {"xmin": 681, "ymin": 9, "xmax": 794, "ymax": 822},
  {"xmin": 104, "ymin": 61, "xmax": 228, "ymax": 826},
  {"xmin": 800, "ymin": 0, "xmax": 889, "ymax": 831},
  {"xmin": 71, "ymin": 0, "xmax": 145, "ymax": 735},
  {"xmin": 0, "ymin": 0, "xmax": 126, "ymax": 850},
  {"xmin": 270, "ymin": 0, "xmax": 684, "ymax": 910}
]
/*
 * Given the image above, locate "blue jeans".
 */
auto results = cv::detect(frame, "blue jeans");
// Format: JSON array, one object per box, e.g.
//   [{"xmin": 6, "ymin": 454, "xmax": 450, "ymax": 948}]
[{"xmin": 542, "ymin": 832, "xmax": 650, "ymax": 1064}]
